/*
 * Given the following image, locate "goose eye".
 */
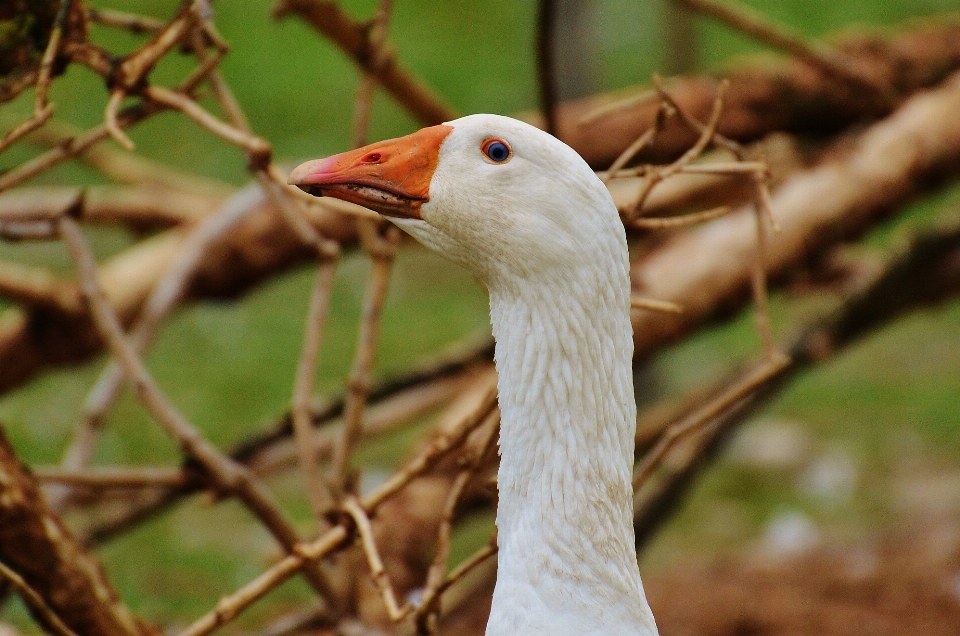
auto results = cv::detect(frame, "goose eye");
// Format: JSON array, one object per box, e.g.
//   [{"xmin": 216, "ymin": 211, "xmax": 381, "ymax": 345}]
[{"xmin": 481, "ymin": 138, "xmax": 511, "ymax": 163}]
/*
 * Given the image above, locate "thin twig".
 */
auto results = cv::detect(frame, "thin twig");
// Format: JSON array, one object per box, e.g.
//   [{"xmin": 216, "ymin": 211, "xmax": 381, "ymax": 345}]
[
  {"xmin": 672, "ymin": 0, "xmax": 893, "ymax": 103},
  {"xmin": 257, "ymin": 169, "xmax": 341, "ymax": 257},
  {"xmin": 178, "ymin": 379, "xmax": 498, "ymax": 636},
  {"xmin": 58, "ymin": 214, "xmax": 338, "ymax": 603},
  {"xmin": 749, "ymin": 178, "xmax": 778, "ymax": 358},
  {"xmin": 650, "ymin": 76, "xmax": 783, "ymax": 359},
  {"xmin": 0, "ymin": 104, "xmax": 55, "ymax": 154},
  {"xmin": 630, "ymin": 296, "xmax": 684, "ymax": 313},
  {"xmin": 144, "ymin": 86, "xmax": 270, "ymax": 158},
  {"xmin": 330, "ymin": 223, "xmax": 400, "ymax": 497},
  {"xmin": 104, "ymin": 90, "xmax": 136, "ymax": 150},
  {"xmin": 600, "ymin": 103, "xmax": 672, "ymax": 185},
  {"xmin": 33, "ymin": 0, "xmax": 70, "ymax": 114},
  {"xmin": 352, "ymin": 0, "xmax": 395, "ymax": 148},
  {"xmin": 627, "ymin": 78, "xmax": 728, "ymax": 220},
  {"xmin": 433, "ymin": 536, "xmax": 497, "ymax": 601},
  {"xmin": 86, "ymin": 7, "xmax": 166, "ymax": 33},
  {"xmin": 632, "ymin": 353, "xmax": 789, "ymax": 491},
  {"xmin": 0, "ymin": 560, "xmax": 81, "ymax": 636},
  {"xmin": 631, "ymin": 205, "xmax": 732, "ymax": 229},
  {"xmin": 343, "ymin": 498, "xmax": 411, "ymax": 621},
  {"xmin": 415, "ymin": 411, "xmax": 500, "ymax": 634},
  {"xmin": 291, "ymin": 259, "xmax": 340, "ymax": 520},
  {"xmin": 34, "ymin": 467, "xmax": 188, "ymax": 489}
]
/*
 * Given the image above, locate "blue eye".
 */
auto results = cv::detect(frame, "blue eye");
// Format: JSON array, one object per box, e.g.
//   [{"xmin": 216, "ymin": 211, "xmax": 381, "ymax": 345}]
[{"xmin": 481, "ymin": 138, "xmax": 511, "ymax": 163}]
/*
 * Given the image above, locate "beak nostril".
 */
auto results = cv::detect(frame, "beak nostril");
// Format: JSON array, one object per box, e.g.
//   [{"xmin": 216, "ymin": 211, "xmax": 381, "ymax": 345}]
[{"xmin": 364, "ymin": 153, "xmax": 382, "ymax": 163}]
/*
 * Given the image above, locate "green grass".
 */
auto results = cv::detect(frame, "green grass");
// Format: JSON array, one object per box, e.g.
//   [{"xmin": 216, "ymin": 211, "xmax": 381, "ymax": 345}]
[{"xmin": 2, "ymin": 0, "xmax": 959, "ymax": 629}]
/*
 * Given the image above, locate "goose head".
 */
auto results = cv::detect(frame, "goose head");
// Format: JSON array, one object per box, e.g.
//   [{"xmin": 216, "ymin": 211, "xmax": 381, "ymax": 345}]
[{"xmin": 289, "ymin": 114, "xmax": 622, "ymax": 287}]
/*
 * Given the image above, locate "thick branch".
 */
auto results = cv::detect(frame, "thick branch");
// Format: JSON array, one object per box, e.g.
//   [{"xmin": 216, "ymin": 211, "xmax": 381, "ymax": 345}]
[
  {"xmin": 558, "ymin": 20, "xmax": 960, "ymax": 167},
  {"xmin": 0, "ymin": 425, "xmax": 156, "ymax": 636},
  {"xmin": 632, "ymin": 218, "xmax": 960, "ymax": 547},
  {"xmin": 630, "ymin": 68, "xmax": 960, "ymax": 362}
]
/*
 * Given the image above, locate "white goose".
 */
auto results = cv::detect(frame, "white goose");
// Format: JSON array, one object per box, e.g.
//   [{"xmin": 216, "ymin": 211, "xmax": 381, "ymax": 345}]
[{"xmin": 290, "ymin": 114, "xmax": 659, "ymax": 636}]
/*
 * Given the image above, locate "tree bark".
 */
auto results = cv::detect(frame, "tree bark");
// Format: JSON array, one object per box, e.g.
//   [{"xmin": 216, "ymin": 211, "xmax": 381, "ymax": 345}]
[{"xmin": 0, "ymin": 425, "xmax": 156, "ymax": 636}]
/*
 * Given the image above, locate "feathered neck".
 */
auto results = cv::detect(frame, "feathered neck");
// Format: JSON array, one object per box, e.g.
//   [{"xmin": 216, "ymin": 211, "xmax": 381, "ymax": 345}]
[{"xmin": 484, "ymin": 253, "xmax": 659, "ymax": 636}]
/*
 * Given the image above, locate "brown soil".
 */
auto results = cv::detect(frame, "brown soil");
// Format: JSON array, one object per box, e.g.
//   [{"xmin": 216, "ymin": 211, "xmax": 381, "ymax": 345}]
[
  {"xmin": 645, "ymin": 530, "xmax": 960, "ymax": 636},
  {"xmin": 439, "ymin": 528, "xmax": 960, "ymax": 635}
]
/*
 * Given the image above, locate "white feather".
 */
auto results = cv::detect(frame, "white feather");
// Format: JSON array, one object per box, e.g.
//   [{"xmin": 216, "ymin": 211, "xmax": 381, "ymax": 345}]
[{"xmin": 393, "ymin": 114, "xmax": 659, "ymax": 636}]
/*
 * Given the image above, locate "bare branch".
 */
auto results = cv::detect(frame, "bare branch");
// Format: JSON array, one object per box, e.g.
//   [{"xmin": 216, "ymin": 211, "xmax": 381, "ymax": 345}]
[
  {"xmin": 291, "ymin": 260, "xmax": 339, "ymax": 520},
  {"xmin": 0, "ymin": 426, "xmax": 155, "ymax": 636},
  {"xmin": 672, "ymin": 0, "xmax": 893, "ymax": 103},
  {"xmin": 58, "ymin": 215, "xmax": 338, "ymax": 604},
  {"xmin": 0, "ymin": 560, "xmax": 81, "ymax": 636},
  {"xmin": 273, "ymin": 0, "xmax": 457, "ymax": 126},
  {"xmin": 331, "ymin": 224, "xmax": 401, "ymax": 497},
  {"xmin": 178, "ymin": 376, "xmax": 498, "ymax": 636}
]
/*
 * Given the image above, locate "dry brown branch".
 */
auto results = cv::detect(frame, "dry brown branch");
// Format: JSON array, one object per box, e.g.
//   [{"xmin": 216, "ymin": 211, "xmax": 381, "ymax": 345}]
[
  {"xmin": 0, "ymin": 104, "xmax": 54, "ymax": 154},
  {"xmin": 331, "ymin": 223, "xmax": 401, "ymax": 497},
  {"xmin": 0, "ymin": 181, "xmax": 364, "ymax": 395},
  {"xmin": 555, "ymin": 20, "xmax": 960, "ymax": 168},
  {"xmin": 625, "ymin": 79, "xmax": 728, "ymax": 220},
  {"xmin": 272, "ymin": 0, "xmax": 457, "ymax": 126},
  {"xmin": 629, "ymin": 68, "xmax": 960, "ymax": 363},
  {"xmin": 262, "ymin": 166, "xmax": 347, "ymax": 256},
  {"xmin": 144, "ymin": 86, "xmax": 269, "ymax": 159},
  {"xmin": 599, "ymin": 103, "xmax": 672, "ymax": 186},
  {"xmin": 632, "ymin": 353, "xmax": 789, "ymax": 491},
  {"xmin": 630, "ymin": 296, "xmax": 684, "ymax": 313},
  {"xmin": 344, "ymin": 498, "xmax": 412, "ymax": 622},
  {"xmin": 85, "ymin": 7, "xmax": 165, "ymax": 33},
  {"xmin": 67, "ymin": 346, "xmax": 492, "ymax": 546},
  {"xmin": 18, "ymin": 119, "xmax": 233, "ymax": 197},
  {"xmin": 433, "ymin": 537, "xmax": 498, "ymax": 603},
  {"xmin": 0, "ymin": 425, "xmax": 155, "ymax": 636},
  {"xmin": 291, "ymin": 260, "xmax": 340, "ymax": 520},
  {"xmin": 415, "ymin": 411, "xmax": 501, "ymax": 634},
  {"xmin": 352, "ymin": 0, "xmax": 394, "ymax": 148},
  {"xmin": 34, "ymin": 467, "xmax": 187, "ymax": 489},
  {"xmin": 178, "ymin": 527, "xmax": 350, "ymax": 636},
  {"xmin": 178, "ymin": 378, "xmax": 499, "ymax": 636},
  {"xmin": 632, "ymin": 216, "xmax": 960, "ymax": 547},
  {"xmin": 0, "ymin": 559, "xmax": 80, "ymax": 636},
  {"xmin": 48, "ymin": 184, "xmax": 270, "ymax": 509},
  {"xmin": 672, "ymin": 0, "xmax": 892, "ymax": 100},
  {"xmin": 111, "ymin": 7, "xmax": 195, "ymax": 92},
  {"xmin": 645, "ymin": 77, "xmax": 781, "ymax": 355},
  {"xmin": 0, "ymin": 262, "xmax": 80, "ymax": 313},
  {"xmin": 630, "ymin": 204, "xmax": 732, "ymax": 229},
  {"xmin": 58, "ymin": 215, "xmax": 338, "ymax": 603},
  {"xmin": 104, "ymin": 90, "xmax": 136, "ymax": 150}
]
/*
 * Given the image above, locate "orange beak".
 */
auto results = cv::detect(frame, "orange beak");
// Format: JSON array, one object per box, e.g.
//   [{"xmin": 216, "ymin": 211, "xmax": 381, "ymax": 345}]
[{"xmin": 288, "ymin": 124, "xmax": 454, "ymax": 219}]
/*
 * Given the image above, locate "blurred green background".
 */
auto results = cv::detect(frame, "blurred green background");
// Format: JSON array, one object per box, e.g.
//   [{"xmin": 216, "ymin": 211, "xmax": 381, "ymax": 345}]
[{"xmin": 1, "ymin": 0, "xmax": 959, "ymax": 628}]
